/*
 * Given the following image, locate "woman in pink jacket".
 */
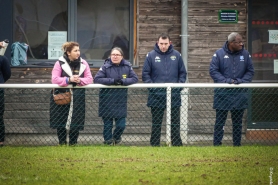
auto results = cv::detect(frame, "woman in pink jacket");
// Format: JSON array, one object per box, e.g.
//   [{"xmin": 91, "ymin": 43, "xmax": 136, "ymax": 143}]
[{"xmin": 50, "ymin": 42, "xmax": 93, "ymax": 146}]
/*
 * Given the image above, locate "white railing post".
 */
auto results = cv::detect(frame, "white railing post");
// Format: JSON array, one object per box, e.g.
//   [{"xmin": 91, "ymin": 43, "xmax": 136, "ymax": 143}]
[
  {"xmin": 166, "ymin": 86, "xmax": 172, "ymax": 146},
  {"xmin": 180, "ymin": 88, "xmax": 188, "ymax": 144}
]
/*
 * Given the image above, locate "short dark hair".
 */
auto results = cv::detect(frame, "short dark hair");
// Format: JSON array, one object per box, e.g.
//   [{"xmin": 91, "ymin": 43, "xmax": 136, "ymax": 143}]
[{"xmin": 157, "ymin": 33, "xmax": 171, "ymax": 41}]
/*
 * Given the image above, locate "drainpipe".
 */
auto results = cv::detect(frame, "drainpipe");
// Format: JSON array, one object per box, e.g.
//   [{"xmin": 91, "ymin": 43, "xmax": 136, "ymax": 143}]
[
  {"xmin": 181, "ymin": 0, "xmax": 188, "ymax": 73},
  {"xmin": 180, "ymin": 0, "xmax": 189, "ymax": 144}
]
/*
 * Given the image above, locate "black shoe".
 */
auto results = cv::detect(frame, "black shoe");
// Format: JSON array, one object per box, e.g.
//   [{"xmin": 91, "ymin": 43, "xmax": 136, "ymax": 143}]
[
  {"xmin": 151, "ymin": 144, "xmax": 160, "ymax": 147},
  {"xmin": 114, "ymin": 137, "xmax": 122, "ymax": 145},
  {"xmin": 104, "ymin": 139, "xmax": 114, "ymax": 145},
  {"xmin": 213, "ymin": 142, "xmax": 222, "ymax": 146},
  {"xmin": 172, "ymin": 141, "xmax": 183, "ymax": 146},
  {"xmin": 59, "ymin": 141, "xmax": 67, "ymax": 146},
  {"xmin": 69, "ymin": 142, "xmax": 77, "ymax": 146},
  {"xmin": 233, "ymin": 144, "xmax": 241, "ymax": 147},
  {"xmin": 172, "ymin": 144, "xmax": 183, "ymax": 147}
]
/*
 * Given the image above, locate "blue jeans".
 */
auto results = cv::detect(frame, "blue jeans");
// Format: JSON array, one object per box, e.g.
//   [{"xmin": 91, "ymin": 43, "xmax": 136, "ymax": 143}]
[
  {"xmin": 102, "ymin": 117, "xmax": 126, "ymax": 141},
  {"xmin": 213, "ymin": 109, "xmax": 244, "ymax": 146}
]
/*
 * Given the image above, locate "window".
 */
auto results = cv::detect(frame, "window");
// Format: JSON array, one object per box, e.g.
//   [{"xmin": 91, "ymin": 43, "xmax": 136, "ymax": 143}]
[
  {"xmin": 12, "ymin": 0, "xmax": 135, "ymax": 67},
  {"xmin": 248, "ymin": 0, "xmax": 278, "ymax": 82},
  {"xmin": 248, "ymin": 0, "xmax": 278, "ymax": 129},
  {"xmin": 77, "ymin": 0, "xmax": 131, "ymax": 65},
  {"xmin": 13, "ymin": 0, "xmax": 68, "ymax": 61}
]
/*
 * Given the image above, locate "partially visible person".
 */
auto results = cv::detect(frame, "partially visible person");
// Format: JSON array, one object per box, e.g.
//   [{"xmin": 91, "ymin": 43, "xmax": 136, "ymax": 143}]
[
  {"xmin": 209, "ymin": 32, "xmax": 254, "ymax": 146},
  {"xmin": 14, "ymin": 3, "xmax": 27, "ymax": 42},
  {"xmin": 94, "ymin": 47, "xmax": 138, "ymax": 145},
  {"xmin": 0, "ymin": 41, "xmax": 12, "ymax": 147},
  {"xmin": 50, "ymin": 41, "xmax": 93, "ymax": 146},
  {"xmin": 142, "ymin": 33, "xmax": 187, "ymax": 147},
  {"xmin": 102, "ymin": 34, "xmax": 129, "ymax": 60}
]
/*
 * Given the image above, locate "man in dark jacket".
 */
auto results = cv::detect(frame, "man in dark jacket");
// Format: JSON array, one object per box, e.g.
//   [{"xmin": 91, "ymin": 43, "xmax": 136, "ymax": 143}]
[
  {"xmin": 142, "ymin": 33, "xmax": 187, "ymax": 146},
  {"xmin": 0, "ymin": 41, "xmax": 12, "ymax": 147},
  {"xmin": 209, "ymin": 32, "xmax": 254, "ymax": 146}
]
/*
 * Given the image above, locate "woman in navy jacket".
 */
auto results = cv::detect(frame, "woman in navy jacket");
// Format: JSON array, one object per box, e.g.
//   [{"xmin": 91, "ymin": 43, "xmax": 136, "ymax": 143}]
[{"xmin": 94, "ymin": 47, "xmax": 138, "ymax": 145}]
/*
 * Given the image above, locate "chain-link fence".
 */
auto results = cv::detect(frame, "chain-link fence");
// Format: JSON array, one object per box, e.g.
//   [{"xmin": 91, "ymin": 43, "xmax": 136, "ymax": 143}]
[{"xmin": 1, "ymin": 83, "xmax": 278, "ymax": 146}]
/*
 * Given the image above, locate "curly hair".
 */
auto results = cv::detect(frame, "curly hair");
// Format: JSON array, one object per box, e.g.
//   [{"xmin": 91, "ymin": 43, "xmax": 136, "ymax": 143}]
[{"xmin": 62, "ymin": 42, "xmax": 79, "ymax": 53}]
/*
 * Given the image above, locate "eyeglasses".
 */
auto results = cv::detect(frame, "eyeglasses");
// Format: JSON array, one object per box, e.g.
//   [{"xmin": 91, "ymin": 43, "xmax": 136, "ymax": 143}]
[
  {"xmin": 233, "ymin": 41, "xmax": 244, "ymax": 45},
  {"xmin": 111, "ymin": 54, "xmax": 122, "ymax": 57}
]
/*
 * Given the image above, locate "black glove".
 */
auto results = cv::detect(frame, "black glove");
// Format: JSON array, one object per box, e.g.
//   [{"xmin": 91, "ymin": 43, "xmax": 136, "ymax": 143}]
[
  {"xmin": 114, "ymin": 79, "xmax": 123, "ymax": 85},
  {"xmin": 231, "ymin": 79, "xmax": 239, "ymax": 84}
]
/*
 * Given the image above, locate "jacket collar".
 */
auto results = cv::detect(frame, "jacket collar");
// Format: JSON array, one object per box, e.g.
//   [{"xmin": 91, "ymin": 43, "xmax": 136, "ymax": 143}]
[
  {"xmin": 223, "ymin": 41, "xmax": 244, "ymax": 55},
  {"xmin": 154, "ymin": 43, "xmax": 173, "ymax": 55},
  {"xmin": 58, "ymin": 56, "xmax": 86, "ymax": 76}
]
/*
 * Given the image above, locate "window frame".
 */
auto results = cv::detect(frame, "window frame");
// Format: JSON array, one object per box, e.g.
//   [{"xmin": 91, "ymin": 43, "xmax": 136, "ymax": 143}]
[
  {"xmin": 3, "ymin": 0, "xmax": 135, "ymax": 68},
  {"xmin": 248, "ymin": 0, "xmax": 278, "ymax": 83}
]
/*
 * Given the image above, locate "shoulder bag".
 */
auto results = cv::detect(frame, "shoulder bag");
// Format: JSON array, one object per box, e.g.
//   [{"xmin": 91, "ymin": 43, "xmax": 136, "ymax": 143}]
[{"xmin": 53, "ymin": 89, "xmax": 72, "ymax": 105}]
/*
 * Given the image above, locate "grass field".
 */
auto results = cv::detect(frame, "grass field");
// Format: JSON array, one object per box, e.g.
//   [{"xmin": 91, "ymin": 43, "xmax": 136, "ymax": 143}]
[{"xmin": 0, "ymin": 145, "xmax": 277, "ymax": 185}]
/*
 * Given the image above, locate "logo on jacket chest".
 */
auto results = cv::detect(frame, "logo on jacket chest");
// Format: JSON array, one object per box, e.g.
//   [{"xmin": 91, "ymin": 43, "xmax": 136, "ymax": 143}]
[
  {"xmin": 155, "ymin": 56, "xmax": 161, "ymax": 62},
  {"xmin": 170, "ymin": 56, "xmax": 176, "ymax": 61},
  {"xmin": 155, "ymin": 55, "xmax": 176, "ymax": 62},
  {"xmin": 223, "ymin": 55, "xmax": 245, "ymax": 61}
]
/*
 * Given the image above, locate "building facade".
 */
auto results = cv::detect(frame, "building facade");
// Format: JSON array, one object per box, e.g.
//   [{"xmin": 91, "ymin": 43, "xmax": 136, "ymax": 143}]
[{"xmin": 1, "ymin": 0, "xmax": 278, "ymax": 139}]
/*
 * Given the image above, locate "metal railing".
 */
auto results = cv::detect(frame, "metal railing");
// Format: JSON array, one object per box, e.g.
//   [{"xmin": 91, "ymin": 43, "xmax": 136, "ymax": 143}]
[{"xmin": 1, "ymin": 83, "xmax": 278, "ymax": 146}]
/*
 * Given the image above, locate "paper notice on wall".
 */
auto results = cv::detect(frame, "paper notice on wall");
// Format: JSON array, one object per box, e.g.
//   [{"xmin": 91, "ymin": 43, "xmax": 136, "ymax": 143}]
[
  {"xmin": 48, "ymin": 31, "xmax": 67, "ymax": 59},
  {"xmin": 269, "ymin": 30, "xmax": 278, "ymax": 44},
  {"xmin": 274, "ymin": 60, "xmax": 278, "ymax": 74}
]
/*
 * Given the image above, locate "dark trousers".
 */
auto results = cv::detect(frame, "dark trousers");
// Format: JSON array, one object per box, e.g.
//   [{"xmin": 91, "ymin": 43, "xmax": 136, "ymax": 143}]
[
  {"xmin": 213, "ymin": 109, "xmax": 244, "ymax": 146},
  {"xmin": 57, "ymin": 128, "xmax": 79, "ymax": 145},
  {"xmin": 102, "ymin": 117, "xmax": 126, "ymax": 142},
  {"xmin": 150, "ymin": 107, "xmax": 182, "ymax": 146},
  {"xmin": 0, "ymin": 89, "xmax": 5, "ymax": 142}
]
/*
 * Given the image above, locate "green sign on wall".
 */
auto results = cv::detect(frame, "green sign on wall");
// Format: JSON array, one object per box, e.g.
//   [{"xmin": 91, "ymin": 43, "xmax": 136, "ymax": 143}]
[{"xmin": 218, "ymin": 10, "xmax": 238, "ymax": 23}]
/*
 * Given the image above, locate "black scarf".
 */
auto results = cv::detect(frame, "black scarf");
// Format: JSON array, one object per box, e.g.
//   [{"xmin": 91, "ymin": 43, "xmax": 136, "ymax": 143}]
[{"xmin": 63, "ymin": 53, "xmax": 81, "ymax": 75}]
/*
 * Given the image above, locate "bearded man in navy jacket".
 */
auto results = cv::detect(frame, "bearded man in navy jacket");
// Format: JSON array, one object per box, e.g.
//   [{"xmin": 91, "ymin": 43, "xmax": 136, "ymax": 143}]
[
  {"xmin": 142, "ymin": 33, "xmax": 187, "ymax": 146},
  {"xmin": 209, "ymin": 32, "xmax": 254, "ymax": 146}
]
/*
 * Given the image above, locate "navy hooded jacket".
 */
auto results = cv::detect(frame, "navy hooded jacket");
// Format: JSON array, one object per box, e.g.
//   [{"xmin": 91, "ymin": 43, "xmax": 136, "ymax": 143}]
[
  {"xmin": 94, "ymin": 58, "xmax": 138, "ymax": 118},
  {"xmin": 209, "ymin": 41, "xmax": 254, "ymax": 110},
  {"xmin": 0, "ymin": 56, "xmax": 11, "ymax": 84},
  {"xmin": 142, "ymin": 43, "xmax": 187, "ymax": 108}
]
